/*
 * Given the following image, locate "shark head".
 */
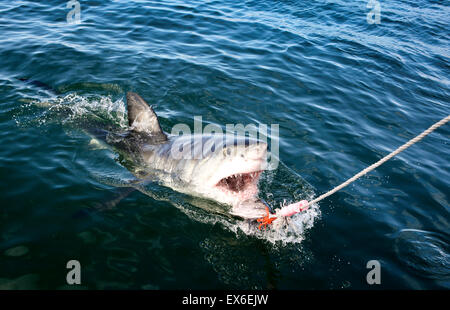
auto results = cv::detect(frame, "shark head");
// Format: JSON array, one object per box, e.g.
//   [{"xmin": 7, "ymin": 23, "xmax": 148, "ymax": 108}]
[{"xmin": 176, "ymin": 134, "xmax": 268, "ymax": 206}]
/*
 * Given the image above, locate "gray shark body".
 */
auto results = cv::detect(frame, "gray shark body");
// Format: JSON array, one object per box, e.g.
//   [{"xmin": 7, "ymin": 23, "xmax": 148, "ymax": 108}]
[{"xmin": 100, "ymin": 92, "xmax": 269, "ymax": 219}]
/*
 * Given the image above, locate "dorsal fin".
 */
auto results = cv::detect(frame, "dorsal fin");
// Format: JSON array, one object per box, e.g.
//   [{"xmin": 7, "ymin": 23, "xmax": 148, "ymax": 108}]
[{"xmin": 126, "ymin": 92, "xmax": 167, "ymax": 140}]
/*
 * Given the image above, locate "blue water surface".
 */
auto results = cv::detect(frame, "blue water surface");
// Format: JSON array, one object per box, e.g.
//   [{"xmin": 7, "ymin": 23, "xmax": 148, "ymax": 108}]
[{"xmin": 0, "ymin": 0, "xmax": 449, "ymax": 289}]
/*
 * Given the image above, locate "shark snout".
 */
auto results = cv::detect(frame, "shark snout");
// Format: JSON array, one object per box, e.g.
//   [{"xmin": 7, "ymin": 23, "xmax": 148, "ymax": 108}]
[
  {"xmin": 244, "ymin": 142, "xmax": 267, "ymax": 160},
  {"xmin": 223, "ymin": 142, "xmax": 267, "ymax": 161}
]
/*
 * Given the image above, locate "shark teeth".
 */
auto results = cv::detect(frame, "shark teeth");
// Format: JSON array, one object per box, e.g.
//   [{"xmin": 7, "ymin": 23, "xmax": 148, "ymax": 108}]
[{"xmin": 217, "ymin": 170, "xmax": 262, "ymax": 193}]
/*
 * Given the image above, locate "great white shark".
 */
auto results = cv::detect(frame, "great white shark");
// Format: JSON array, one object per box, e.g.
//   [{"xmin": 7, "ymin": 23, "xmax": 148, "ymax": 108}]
[
  {"xmin": 18, "ymin": 78, "xmax": 309, "ymax": 226},
  {"xmin": 101, "ymin": 92, "xmax": 272, "ymax": 220}
]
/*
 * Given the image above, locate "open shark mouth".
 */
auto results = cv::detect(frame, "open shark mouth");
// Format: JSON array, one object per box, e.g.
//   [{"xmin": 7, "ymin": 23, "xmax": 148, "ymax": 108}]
[{"xmin": 216, "ymin": 171, "xmax": 263, "ymax": 197}]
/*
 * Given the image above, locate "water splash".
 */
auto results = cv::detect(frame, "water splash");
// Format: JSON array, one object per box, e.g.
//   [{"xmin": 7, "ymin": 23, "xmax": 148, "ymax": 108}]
[{"xmin": 15, "ymin": 92, "xmax": 128, "ymax": 130}]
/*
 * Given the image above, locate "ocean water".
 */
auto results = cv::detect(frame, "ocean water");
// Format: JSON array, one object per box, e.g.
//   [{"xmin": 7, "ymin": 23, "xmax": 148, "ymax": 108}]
[{"xmin": 0, "ymin": 0, "xmax": 449, "ymax": 289}]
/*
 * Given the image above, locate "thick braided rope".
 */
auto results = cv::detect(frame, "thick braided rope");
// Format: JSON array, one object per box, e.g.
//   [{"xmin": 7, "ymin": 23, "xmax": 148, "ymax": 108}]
[{"xmin": 308, "ymin": 114, "xmax": 450, "ymax": 207}]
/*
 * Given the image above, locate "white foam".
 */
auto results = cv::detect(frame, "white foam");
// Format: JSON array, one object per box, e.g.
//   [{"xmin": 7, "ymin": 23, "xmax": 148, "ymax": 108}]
[
  {"xmin": 16, "ymin": 93, "xmax": 128, "ymax": 129},
  {"xmin": 170, "ymin": 196, "xmax": 320, "ymax": 245}
]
